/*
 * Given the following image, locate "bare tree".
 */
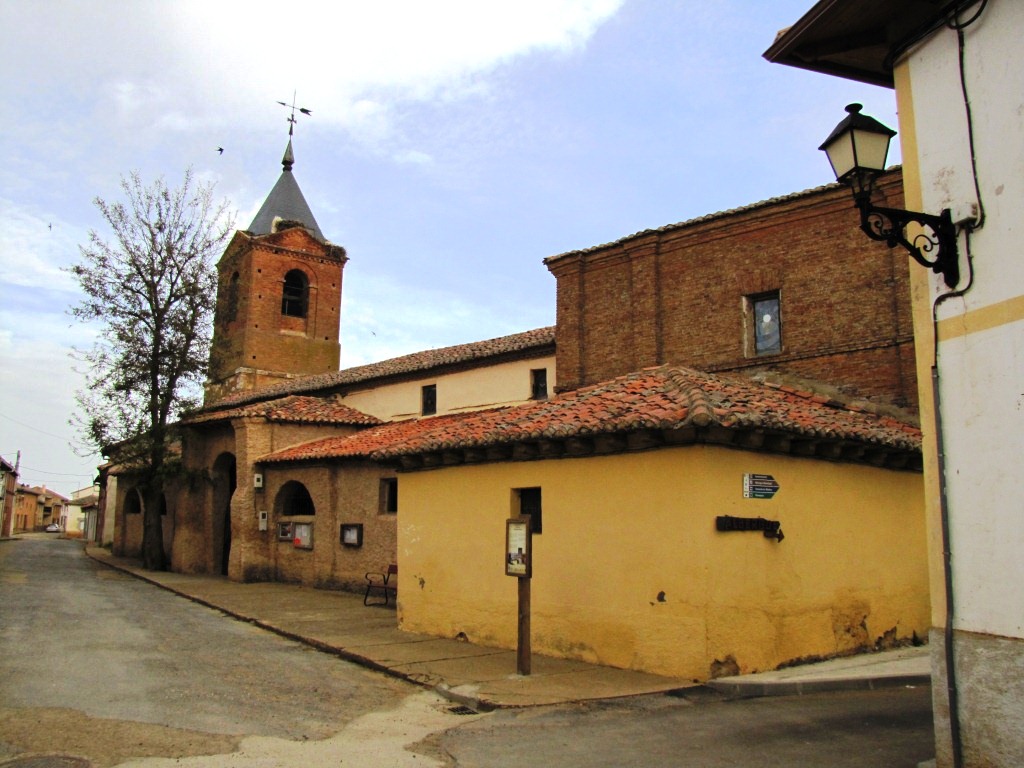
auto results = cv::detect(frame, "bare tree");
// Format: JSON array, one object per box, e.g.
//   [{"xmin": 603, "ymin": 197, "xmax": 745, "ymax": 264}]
[{"xmin": 69, "ymin": 169, "xmax": 234, "ymax": 570}]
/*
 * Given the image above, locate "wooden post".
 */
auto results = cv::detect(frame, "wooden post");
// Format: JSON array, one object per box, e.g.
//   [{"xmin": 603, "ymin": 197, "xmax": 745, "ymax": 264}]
[
  {"xmin": 517, "ymin": 575, "xmax": 531, "ymax": 675},
  {"xmin": 506, "ymin": 515, "xmax": 532, "ymax": 676}
]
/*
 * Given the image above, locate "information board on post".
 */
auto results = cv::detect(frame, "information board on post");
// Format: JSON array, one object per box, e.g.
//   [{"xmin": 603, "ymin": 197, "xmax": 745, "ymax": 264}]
[{"xmin": 506, "ymin": 516, "xmax": 532, "ymax": 578}]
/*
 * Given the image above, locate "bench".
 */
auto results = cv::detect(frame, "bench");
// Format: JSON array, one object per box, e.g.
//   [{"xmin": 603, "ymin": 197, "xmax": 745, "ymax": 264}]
[{"xmin": 364, "ymin": 564, "xmax": 398, "ymax": 606}]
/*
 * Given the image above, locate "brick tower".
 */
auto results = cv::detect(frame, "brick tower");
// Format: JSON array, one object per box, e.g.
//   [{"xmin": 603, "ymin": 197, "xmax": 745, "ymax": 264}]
[{"xmin": 204, "ymin": 140, "xmax": 348, "ymax": 404}]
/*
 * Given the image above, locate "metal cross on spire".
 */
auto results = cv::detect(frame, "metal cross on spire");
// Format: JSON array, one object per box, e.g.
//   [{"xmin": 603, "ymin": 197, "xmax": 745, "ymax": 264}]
[{"xmin": 276, "ymin": 91, "xmax": 312, "ymax": 137}]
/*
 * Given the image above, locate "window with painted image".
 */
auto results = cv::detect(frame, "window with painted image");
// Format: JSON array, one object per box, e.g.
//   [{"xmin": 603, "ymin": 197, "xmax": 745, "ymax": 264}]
[{"xmin": 748, "ymin": 291, "xmax": 782, "ymax": 356}]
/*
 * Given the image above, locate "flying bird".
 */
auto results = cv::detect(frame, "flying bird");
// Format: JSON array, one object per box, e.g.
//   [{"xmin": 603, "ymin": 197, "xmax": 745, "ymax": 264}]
[{"xmin": 216, "ymin": 147, "xmax": 224, "ymax": 154}]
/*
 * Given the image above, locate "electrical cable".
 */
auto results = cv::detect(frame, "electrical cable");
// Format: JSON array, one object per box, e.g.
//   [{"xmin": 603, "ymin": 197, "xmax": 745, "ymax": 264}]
[{"xmin": 927, "ymin": 4, "xmax": 988, "ymax": 766}]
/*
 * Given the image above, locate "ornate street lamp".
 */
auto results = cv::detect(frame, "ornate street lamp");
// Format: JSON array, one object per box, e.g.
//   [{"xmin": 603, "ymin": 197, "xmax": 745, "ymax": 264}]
[{"xmin": 821, "ymin": 103, "xmax": 960, "ymax": 287}]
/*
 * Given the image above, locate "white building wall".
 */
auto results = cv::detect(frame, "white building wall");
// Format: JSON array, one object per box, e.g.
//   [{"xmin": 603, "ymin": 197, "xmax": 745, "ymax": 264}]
[
  {"xmin": 340, "ymin": 356, "xmax": 555, "ymax": 421},
  {"xmin": 904, "ymin": 0, "xmax": 1024, "ymax": 642}
]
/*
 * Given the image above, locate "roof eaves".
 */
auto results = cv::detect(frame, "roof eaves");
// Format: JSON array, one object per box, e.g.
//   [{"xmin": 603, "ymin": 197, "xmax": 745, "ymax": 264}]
[{"xmin": 543, "ymin": 173, "xmax": 899, "ymax": 265}]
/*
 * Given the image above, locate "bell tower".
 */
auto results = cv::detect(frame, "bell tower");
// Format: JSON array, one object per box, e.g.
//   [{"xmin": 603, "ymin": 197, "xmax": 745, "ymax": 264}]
[{"xmin": 205, "ymin": 140, "xmax": 348, "ymax": 404}]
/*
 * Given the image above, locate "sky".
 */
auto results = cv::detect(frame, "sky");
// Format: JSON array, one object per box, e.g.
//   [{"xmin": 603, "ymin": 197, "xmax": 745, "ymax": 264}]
[{"xmin": 0, "ymin": 0, "xmax": 900, "ymax": 497}]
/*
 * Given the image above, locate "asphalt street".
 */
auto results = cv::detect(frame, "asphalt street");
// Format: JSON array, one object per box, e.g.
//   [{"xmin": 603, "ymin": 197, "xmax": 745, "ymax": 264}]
[{"xmin": 1, "ymin": 536, "xmax": 936, "ymax": 767}]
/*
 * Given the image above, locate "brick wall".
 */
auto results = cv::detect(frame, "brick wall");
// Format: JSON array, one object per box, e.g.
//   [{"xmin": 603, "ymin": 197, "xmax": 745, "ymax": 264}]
[
  {"xmin": 206, "ymin": 227, "xmax": 347, "ymax": 404},
  {"xmin": 546, "ymin": 171, "xmax": 917, "ymax": 409}
]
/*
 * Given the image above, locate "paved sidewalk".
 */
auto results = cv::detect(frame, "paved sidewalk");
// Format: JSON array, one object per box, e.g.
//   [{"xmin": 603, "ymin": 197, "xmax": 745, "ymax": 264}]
[{"xmin": 85, "ymin": 546, "xmax": 931, "ymax": 710}]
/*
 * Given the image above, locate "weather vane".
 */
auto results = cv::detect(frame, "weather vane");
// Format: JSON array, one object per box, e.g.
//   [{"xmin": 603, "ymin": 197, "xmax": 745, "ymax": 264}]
[{"xmin": 277, "ymin": 91, "xmax": 312, "ymax": 137}]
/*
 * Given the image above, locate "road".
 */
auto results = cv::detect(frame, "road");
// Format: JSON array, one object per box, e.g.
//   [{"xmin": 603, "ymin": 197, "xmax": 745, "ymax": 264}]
[
  {"xmin": 433, "ymin": 685, "xmax": 935, "ymax": 767},
  {"xmin": 1, "ymin": 536, "xmax": 935, "ymax": 767},
  {"xmin": 0, "ymin": 536, "xmax": 462, "ymax": 766}
]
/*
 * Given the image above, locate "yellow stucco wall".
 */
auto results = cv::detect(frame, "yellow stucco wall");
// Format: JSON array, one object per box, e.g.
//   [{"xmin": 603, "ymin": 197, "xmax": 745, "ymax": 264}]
[{"xmin": 398, "ymin": 445, "xmax": 928, "ymax": 681}]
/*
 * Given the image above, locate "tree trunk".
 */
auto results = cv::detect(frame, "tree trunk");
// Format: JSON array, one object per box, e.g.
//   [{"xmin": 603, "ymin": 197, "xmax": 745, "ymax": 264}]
[{"xmin": 142, "ymin": 482, "xmax": 167, "ymax": 571}]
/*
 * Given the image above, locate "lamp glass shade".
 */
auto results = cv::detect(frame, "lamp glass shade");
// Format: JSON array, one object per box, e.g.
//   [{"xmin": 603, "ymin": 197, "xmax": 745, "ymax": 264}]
[
  {"xmin": 823, "ymin": 127, "xmax": 892, "ymax": 182},
  {"xmin": 820, "ymin": 104, "xmax": 896, "ymax": 190}
]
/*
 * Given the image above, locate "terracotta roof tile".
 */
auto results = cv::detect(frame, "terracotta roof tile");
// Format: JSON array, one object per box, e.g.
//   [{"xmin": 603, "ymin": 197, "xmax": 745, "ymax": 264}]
[
  {"xmin": 184, "ymin": 395, "xmax": 382, "ymax": 427},
  {"xmin": 258, "ymin": 366, "xmax": 920, "ymax": 467},
  {"xmin": 258, "ymin": 411, "xmax": 482, "ymax": 463}
]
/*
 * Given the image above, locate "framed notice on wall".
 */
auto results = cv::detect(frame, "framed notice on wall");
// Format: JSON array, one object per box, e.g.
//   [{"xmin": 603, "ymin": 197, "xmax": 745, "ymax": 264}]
[
  {"xmin": 292, "ymin": 522, "xmax": 313, "ymax": 550},
  {"xmin": 506, "ymin": 516, "xmax": 532, "ymax": 578}
]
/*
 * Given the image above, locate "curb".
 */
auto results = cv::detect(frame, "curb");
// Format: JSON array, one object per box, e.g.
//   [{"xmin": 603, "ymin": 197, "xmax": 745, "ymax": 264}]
[
  {"xmin": 83, "ymin": 547, "xmax": 930, "ymax": 708},
  {"xmin": 706, "ymin": 672, "xmax": 931, "ymax": 699}
]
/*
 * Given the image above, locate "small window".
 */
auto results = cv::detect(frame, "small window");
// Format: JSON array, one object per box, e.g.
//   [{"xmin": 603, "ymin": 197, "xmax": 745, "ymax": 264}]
[
  {"xmin": 750, "ymin": 291, "xmax": 782, "ymax": 356},
  {"xmin": 281, "ymin": 270, "xmax": 309, "ymax": 318},
  {"xmin": 380, "ymin": 478, "xmax": 398, "ymax": 514},
  {"xmin": 515, "ymin": 487, "xmax": 542, "ymax": 534},
  {"xmin": 530, "ymin": 368, "xmax": 548, "ymax": 400},
  {"xmin": 421, "ymin": 384, "xmax": 437, "ymax": 416}
]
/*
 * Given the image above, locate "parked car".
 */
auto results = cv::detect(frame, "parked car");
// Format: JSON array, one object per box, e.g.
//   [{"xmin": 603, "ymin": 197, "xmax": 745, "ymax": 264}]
[{"xmin": 44, "ymin": 523, "xmax": 61, "ymax": 532}]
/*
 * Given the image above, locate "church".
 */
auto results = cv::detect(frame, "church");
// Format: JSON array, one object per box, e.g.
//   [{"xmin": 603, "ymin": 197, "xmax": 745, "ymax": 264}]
[{"xmin": 102, "ymin": 138, "xmax": 929, "ymax": 681}]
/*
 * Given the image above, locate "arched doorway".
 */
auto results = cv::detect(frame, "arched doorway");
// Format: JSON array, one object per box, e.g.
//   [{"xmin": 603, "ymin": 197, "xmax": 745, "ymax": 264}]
[
  {"xmin": 211, "ymin": 453, "xmax": 236, "ymax": 575},
  {"xmin": 121, "ymin": 486, "xmax": 145, "ymax": 557}
]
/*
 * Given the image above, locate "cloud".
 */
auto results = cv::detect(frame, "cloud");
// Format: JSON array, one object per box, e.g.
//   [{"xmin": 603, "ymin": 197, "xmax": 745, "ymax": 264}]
[
  {"xmin": 0, "ymin": 335, "xmax": 102, "ymax": 494},
  {"xmin": 2, "ymin": 1, "xmax": 623, "ymax": 159},
  {"xmin": 393, "ymin": 149, "xmax": 434, "ymax": 166},
  {"xmin": 0, "ymin": 199, "xmax": 83, "ymax": 293},
  {"xmin": 338, "ymin": 270, "xmax": 552, "ymax": 367}
]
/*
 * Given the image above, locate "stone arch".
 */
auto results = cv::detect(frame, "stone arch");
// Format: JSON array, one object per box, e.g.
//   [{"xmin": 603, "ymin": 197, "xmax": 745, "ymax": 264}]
[
  {"xmin": 119, "ymin": 485, "xmax": 145, "ymax": 558},
  {"xmin": 211, "ymin": 452, "xmax": 236, "ymax": 576},
  {"xmin": 124, "ymin": 487, "xmax": 143, "ymax": 515}
]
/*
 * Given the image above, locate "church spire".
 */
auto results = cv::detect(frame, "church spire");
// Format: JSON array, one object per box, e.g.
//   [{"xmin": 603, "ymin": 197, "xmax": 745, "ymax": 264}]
[
  {"xmin": 247, "ymin": 94, "xmax": 323, "ymax": 240},
  {"xmin": 247, "ymin": 137, "xmax": 325, "ymax": 241}
]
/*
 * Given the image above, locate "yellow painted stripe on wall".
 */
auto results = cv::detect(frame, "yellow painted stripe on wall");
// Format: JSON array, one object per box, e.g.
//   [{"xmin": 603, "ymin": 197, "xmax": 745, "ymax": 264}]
[{"xmin": 937, "ymin": 294, "xmax": 1024, "ymax": 341}]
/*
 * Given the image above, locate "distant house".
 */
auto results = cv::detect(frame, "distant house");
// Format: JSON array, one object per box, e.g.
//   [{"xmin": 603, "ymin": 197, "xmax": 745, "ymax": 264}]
[
  {"xmin": 67, "ymin": 485, "xmax": 100, "ymax": 539},
  {"xmin": 13, "ymin": 485, "xmax": 68, "ymax": 532},
  {"xmin": 0, "ymin": 455, "xmax": 17, "ymax": 537}
]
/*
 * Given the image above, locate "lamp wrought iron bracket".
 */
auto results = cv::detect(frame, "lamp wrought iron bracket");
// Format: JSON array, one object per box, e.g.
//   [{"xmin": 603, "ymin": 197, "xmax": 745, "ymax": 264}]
[{"xmin": 854, "ymin": 194, "xmax": 960, "ymax": 287}]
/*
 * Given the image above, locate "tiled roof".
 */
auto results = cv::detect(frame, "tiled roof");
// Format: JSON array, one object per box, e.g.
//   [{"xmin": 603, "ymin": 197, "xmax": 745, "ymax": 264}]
[
  {"xmin": 258, "ymin": 365, "xmax": 921, "ymax": 470},
  {"xmin": 258, "ymin": 412, "xmax": 481, "ymax": 463},
  {"xmin": 202, "ymin": 326, "xmax": 555, "ymax": 412},
  {"xmin": 184, "ymin": 395, "xmax": 383, "ymax": 427}
]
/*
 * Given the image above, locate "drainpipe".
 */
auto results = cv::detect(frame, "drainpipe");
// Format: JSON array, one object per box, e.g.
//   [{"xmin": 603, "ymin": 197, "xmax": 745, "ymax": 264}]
[{"xmin": 930, "ymin": 362, "xmax": 962, "ymax": 768}]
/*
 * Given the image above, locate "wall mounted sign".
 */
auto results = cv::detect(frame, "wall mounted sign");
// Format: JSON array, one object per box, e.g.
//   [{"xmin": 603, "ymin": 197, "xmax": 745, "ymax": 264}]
[
  {"xmin": 277, "ymin": 521, "xmax": 293, "ymax": 541},
  {"xmin": 743, "ymin": 473, "xmax": 780, "ymax": 499},
  {"xmin": 340, "ymin": 523, "xmax": 363, "ymax": 547},
  {"xmin": 292, "ymin": 522, "xmax": 313, "ymax": 549},
  {"xmin": 506, "ymin": 516, "xmax": 532, "ymax": 578},
  {"xmin": 716, "ymin": 515, "xmax": 785, "ymax": 542}
]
